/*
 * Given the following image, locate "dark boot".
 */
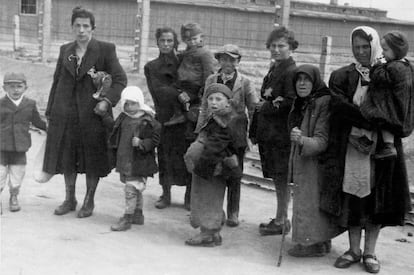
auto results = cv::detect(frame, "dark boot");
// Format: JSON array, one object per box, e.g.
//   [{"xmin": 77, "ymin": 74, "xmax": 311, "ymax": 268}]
[
  {"xmin": 155, "ymin": 185, "xmax": 171, "ymax": 209},
  {"xmin": 9, "ymin": 189, "xmax": 21, "ymax": 212},
  {"xmin": 132, "ymin": 208, "xmax": 144, "ymax": 225},
  {"xmin": 110, "ymin": 214, "xmax": 133, "ymax": 231},
  {"xmin": 226, "ymin": 181, "xmax": 241, "ymax": 227},
  {"xmin": 54, "ymin": 182, "xmax": 77, "ymax": 215},
  {"xmin": 77, "ymin": 176, "xmax": 98, "ymax": 218},
  {"xmin": 184, "ymin": 184, "xmax": 191, "ymax": 211},
  {"xmin": 259, "ymin": 218, "xmax": 291, "ymax": 236}
]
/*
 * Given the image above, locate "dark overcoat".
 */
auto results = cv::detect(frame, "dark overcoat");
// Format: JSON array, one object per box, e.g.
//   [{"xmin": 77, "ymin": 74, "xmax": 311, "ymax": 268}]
[
  {"xmin": 0, "ymin": 96, "xmax": 47, "ymax": 152},
  {"xmin": 144, "ymin": 52, "xmax": 190, "ymax": 186},
  {"xmin": 44, "ymin": 38, "xmax": 127, "ymax": 176},
  {"xmin": 319, "ymin": 63, "xmax": 412, "ymax": 226},
  {"xmin": 249, "ymin": 57, "xmax": 297, "ymax": 178}
]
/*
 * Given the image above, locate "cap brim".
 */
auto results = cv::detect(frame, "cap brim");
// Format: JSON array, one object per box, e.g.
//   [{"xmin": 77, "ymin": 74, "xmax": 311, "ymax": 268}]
[{"xmin": 214, "ymin": 52, "xmax": 241, "ymax": 60}]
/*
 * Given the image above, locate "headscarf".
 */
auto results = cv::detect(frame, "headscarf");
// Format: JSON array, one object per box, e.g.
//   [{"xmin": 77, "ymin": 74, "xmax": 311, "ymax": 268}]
[
  {"xmin": 288, "ymin": 64, "xmax": 331, "ymax": 130},
  {"xmin": 120, "ymin": 86, "xmax": 155, "ymax": 118}
]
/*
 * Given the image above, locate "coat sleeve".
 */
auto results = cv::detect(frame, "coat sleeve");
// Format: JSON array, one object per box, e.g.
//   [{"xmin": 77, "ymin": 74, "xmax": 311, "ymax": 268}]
[
  {"xmin": 31, "ymin": 102, "xmax": 47, "ymax": 131},
  {"xmin": 195, "ymin": 75, "xmax": 214, "ymax": 133},
  {"xmin": 46, "ymin": 45, "xmax": 64, "ymax": 118},
  {"xmin": 102, "ymin": 43, "xmax": 127, "ymax": 106},
  {"xmin": 144, "ymin": 63, "xmax": 159, "ymax": 108},
  {"xmin": 300, "ymin": 97, "xmax": 330, "ymax": 156},
  {"xmin": 329, "ymin": 69, "xmax": 373, "ymax": 130},
  {"xmin": 194, "ymin": 125, "xmax": 231, "ymax": 179},
  {"xmin": 138, "ymin": 119, "xmax": 161, "ymax": 152},
  {"xmin": 200, "ymin": 50, "xmax": 215, "ymax": 85}
]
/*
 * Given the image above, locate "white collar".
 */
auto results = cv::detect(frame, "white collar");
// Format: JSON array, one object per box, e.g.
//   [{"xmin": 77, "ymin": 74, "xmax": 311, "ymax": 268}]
[{"xmin": 7, "ymin": 94, "xmax": 24, "ymax": 106}]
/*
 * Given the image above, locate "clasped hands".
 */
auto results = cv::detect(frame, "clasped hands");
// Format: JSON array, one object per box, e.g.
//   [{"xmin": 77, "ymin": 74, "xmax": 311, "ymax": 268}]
[
  {"xmin": 290, "ymin": 127, "xmax": 303, "ymax": 146},
  {"xmin": 132, "ymin": 137, "xmax": 145, "ymax": 150}
]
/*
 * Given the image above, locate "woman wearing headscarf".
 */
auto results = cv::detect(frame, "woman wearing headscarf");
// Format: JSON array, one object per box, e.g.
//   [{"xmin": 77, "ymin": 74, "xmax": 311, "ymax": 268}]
[
  {"xmin": 287, "ymin": 65, "xmax": 344, "ymax": 257},
  {"xmin": 322, "ymin": 26, "xmax": 411, "ymax": 273}
]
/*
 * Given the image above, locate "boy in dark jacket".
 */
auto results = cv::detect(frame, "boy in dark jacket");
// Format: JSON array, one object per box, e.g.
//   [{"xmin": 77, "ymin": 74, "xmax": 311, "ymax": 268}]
[
  {"xmin": 164, "ymin": 22, "xmax": 214, "ymax": 128},
  {"xmin": 0, "ymin": 72, "xmax": 47, "ymax": 212},
  {"xmin": 107, "ymin": 86, "xmax": 161, "ymax": 231}
]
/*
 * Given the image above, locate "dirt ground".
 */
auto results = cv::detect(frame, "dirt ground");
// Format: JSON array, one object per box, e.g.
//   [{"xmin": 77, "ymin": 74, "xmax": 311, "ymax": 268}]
[{"xmin": 1, "ymin": 54, "xmax": 414, "ymax": 275}]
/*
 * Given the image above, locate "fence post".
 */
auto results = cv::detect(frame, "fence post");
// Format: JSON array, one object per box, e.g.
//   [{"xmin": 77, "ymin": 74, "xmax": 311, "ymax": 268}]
[
  {"xmin": 139, "ymin": 0, "xmax": 150, "ymax": 72},
  {"xmin": 319, "ymin": 36, "xmax": 332, "ymax": 83},
  {"xmin": 41, "ymin": 0, "xmax": 52, "ymax": 62},
  {"xmin": 13, "ymin": 15, "xmax": 20, "ymax": 51},
  {"xmin": 274, "ymin": 0, "xmax": 291, "ymax": 27},
  {"xmin": 37, "ymin": 0, "xmax": 44, "ymax": 60},
  {"xmin": 133, "ymin": 0, "xmax": 143, "ymax": 72}
]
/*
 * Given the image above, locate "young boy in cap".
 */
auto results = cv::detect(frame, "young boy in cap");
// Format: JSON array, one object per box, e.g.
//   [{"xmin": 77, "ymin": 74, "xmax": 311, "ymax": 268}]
[
  {"xmin": 184, "ymin": 83, "xmax": 242, "ymax": 246},
  {"xmin": 0, "ymin": 72, "xmax": 47, "ymax": 212},
  {"xmin": 361, "ymin": 30, "xmax": 414, "ymax": 159},
  {"xmin": 195, "ymin": 44, "xmax": 258, "ymax": 227},
  {"xmin": 164, "ymin": 22, "xmax": 214, "ymax": 129}
]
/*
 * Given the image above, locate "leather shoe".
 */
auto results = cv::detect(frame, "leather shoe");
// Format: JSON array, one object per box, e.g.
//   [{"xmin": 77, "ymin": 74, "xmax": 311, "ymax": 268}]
[
  {"xmin": 54, "ymin": 200, "xmax": 77, "ymax": 215},
  {"xmin": 77, "ymin": 203, "xmax": 94, "ymax": 218},
  {"xmin": 363, "ymin": 254, "xmax": 380, "ymax": 273},
  {"xmin": 334, "ymin": 249, "xmax": 362, "ymax": 268}
]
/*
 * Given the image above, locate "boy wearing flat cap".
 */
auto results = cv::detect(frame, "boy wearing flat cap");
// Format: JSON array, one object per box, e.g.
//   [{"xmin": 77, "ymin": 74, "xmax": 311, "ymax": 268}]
[
  {"xmin": 361, "ymin": 30, "xmax": 414, "ymax": 159},
  {"xmin": 195, "ymin": 44, "xmax": 258, "ymax": 227},
  {"xmin": 164, "ymin": 22, "xmax": 214, "ymax": 133},
  {"xmin": 0, "ymin": 72, "xmax": 47, "ymax": 212}
]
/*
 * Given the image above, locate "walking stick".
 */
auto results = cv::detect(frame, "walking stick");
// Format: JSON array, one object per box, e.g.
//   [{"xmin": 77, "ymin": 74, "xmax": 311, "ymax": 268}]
[{"xmin": 277, "ymin": 142, "xmax": 296, "ymax": 267}]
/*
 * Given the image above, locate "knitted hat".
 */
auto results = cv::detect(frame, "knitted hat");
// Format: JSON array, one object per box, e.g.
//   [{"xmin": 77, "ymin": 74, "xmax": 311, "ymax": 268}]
[
  {"xmin": 214, "ymin": 44, "xmax": 242, "ymax": 60},
  {"xmin": 181, "ymin": 22, "xmax": 203, "ymax": 39},
  {"xmin": 204, "ymin": 83, "xmax": 232, "ymax": 99},
  {"xmin": 3, "ymin": 72, "xmax": 27, "ymax": 84},
  {"xmin": 383, "ymin": 31, "xmax": 409, "ymax": 60}
]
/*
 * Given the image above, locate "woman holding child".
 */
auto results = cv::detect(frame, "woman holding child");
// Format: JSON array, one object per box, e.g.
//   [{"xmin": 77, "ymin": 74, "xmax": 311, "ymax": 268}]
[{"xmin": 323, "ymin": 26, "xmax": 412, "ymax": 273}]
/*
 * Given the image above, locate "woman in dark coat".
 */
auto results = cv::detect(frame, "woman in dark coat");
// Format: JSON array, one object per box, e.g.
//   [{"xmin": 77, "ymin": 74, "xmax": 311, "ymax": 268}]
[
  {"xmin": 249, "ymin": 26, "xmax": 298, "ymax": 235},
  {"xmin": 44, "ymin": 7, "xmax": 127, "ymax": 218},
  {"xmin": 144, "ymin": 27, "xmax": 192, "ymax": 209},
  {"xmin": 323, "ymin": 26, "xmax": 412, "ymax": 273}
]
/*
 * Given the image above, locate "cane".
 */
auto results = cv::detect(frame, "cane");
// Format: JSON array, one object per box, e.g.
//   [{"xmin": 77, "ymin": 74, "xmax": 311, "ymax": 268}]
[{"xmin": 277, "ymin": 142, "xmax": 296, "ymax": 267}]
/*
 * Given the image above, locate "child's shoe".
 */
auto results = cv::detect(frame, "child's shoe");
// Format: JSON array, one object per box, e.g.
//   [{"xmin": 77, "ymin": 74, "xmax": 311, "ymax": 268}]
[
  {"xmin": 348, "ymin": 135, "xmax": 374, "ymax": 154},
  {"xmin": 110, "ymin": 214, "xmax": 132, "ymax": 231},
  {"xmin": 374, "ymin": 142, "xmax": 397, "ymax": 159},
  {"xmin": 132, "ymin": 208, "xmax": 144, "ymax": 225},
  {"xmin": 164, "ymin": 112, "xmax": 186, "ymax": 126},
  {"xmin": 9, "ymin": 194, "xmax": 21, "ymax": 212}
]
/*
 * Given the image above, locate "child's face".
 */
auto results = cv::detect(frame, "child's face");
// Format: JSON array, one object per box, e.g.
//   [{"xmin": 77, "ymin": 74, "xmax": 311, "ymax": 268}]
[
  {"xmin": 218, "ymin": 55, "xmax": 239, "ymax": 74},
  {"xmin": 380, "ymin": 38, "xmax": 396, "ymax": 62},
  {"xmin": 184, "ymin": 33, "xmax": 202, "ymax": 49},
  {"xmin": 124, "ymin": 100, "xmax": 141, "ymax": 115},
  {"xmin": 295, "ymin": 73, "xmax": 313, "ymax": 98},
  {"xmin": 207, "ymin": 92, "xmax": 229, "ymax": 112},
  {"xmin": 3, "ymin": 82, "xmax": 27, "ymax": 100}
]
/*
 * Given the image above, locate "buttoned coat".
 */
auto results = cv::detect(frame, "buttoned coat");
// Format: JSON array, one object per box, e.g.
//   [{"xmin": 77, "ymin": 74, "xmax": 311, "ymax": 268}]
[
  {"xmin": 44, "ymin": 38, "xmax": 127, "ymax": 176},
  {"xmin": 0, "ymin": 96, "xmax": 47, "ymax": 152}
]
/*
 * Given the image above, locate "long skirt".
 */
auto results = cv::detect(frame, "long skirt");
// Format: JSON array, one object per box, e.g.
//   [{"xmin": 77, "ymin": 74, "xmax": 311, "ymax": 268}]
[{"xmin": 190, "ymin": 173, "xmax": 226, "ymax": 232}]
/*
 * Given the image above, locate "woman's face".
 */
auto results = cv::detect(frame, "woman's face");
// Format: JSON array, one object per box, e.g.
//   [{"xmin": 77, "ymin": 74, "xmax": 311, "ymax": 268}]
[
  {"xmin": 72, "ymin": 17, "xmax": 94, "ymax": 43},
  {"xmin": 157, "ymin": 32, "xmax": 175, "ymax": 54},
  {"xmin": 218, "ymin": 54, "xmax": 239, "ymax": 74},
  {"xmin": 352, "ymin": 36, "xmax": 371, "ymax": 66},
  {"xmin": 268, "ymin": 37, "xmax": 292, "ymax": 61},
  {"xmin": 295, "ymin": 73, "xmax": 313, "ymax": 98}
]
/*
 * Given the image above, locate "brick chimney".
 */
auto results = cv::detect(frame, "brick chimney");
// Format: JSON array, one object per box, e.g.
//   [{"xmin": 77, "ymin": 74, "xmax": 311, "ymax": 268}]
[{"xmin": 330, "ymin": 0, "xmax": 338, "ymax": 5}]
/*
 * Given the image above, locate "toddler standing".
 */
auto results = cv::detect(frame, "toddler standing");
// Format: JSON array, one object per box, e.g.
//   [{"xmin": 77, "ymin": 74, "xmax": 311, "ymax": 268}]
[
  {"xmin": 108, "ymin": 86, "xmax": 161, "ymax": 231},
  {"xmin": 0, "ymin": 72, "xmax": 47, "ymax": 212}
]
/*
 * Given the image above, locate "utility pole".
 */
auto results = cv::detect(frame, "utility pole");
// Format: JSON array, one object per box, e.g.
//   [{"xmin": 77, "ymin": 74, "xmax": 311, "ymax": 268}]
[
  {"xmin": 274, "ymin": 0, "xmax": 291, "ymax": 27},
  {"xmin": 133, "ymin": 0, "xmax": 150, "ymax": 72},
  {"xmin": 38, "ymin": 0, "xmax": 52, "ymax": 62}
]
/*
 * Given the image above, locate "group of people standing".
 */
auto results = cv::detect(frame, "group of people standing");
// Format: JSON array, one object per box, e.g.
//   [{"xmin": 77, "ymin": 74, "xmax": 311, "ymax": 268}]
[{"xmin": 1, "ymin": 6, "xmax": 413, "ymax": 274}]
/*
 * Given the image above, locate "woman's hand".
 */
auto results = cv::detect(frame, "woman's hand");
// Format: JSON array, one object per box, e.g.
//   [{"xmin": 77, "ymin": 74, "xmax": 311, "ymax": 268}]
[
  {"xmin": 290, "ymin": 127, "xmax": 303, "ymax": 145},
  {"xmin": 263, "ymin": 87, "xmax": 273, "ymax": 98}
]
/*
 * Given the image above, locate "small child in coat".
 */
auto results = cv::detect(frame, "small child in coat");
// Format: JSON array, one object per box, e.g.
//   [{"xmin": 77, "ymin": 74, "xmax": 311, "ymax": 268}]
[
  {"xmin": 164, "ymin": 22, "xmax": 214, "ymax": 128},
  {"xmin": 361, "ymin": 30, "xmax": 414, "ymax": 159},
  {"xmin": 0, "ymin": 72, "xmax": 47, "ymax": 212},
  {"xmin": 108, "ymin": 86, "xmax": 161, "ymax": 231}
]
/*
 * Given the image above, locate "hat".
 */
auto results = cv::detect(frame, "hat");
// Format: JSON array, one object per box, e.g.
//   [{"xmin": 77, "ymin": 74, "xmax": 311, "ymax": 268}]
[
  {"xmin": 204, "ymin": 83, "xmax": 232, "ymax": 99},
  {"xmin": 214, "ymin": 44, "xmax": 242, "ymax": 60},
  {"xmin": 120, "ymin": 86, "xmax": 155, "ymax": 117},
  {"xmin": 181, "ymin": 22, "xmax": 203, "ymax": 39},
  {"xmin": 3, "ymin": 72, "xmax": 27, "ymax": 84},
  {"xmin": 383, "ymin": 31, "xmax": 409, "ymax": 60}
]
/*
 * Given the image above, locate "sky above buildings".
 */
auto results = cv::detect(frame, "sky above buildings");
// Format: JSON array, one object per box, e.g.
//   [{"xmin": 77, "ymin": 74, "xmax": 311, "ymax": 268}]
[{"xmin": 300, "ymin": 0, "xmax": 414, "ymax": 21}]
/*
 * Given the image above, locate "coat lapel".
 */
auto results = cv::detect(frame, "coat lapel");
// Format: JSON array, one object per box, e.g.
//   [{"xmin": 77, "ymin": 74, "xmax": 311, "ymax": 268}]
[
  {"xmin": 77, "ymin": 38, "xmax": 100, "ymax": 79},
  {"xmin": 16, "ymin": 97, "xmax": 30, "ymax": 111},
  {"xmin": 232, "ymin": 73, "xmax": 242, "ymax": 94},
  {"xmin": 62, "ymin": 42, "xmax": 77, "ymax": 78}
]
